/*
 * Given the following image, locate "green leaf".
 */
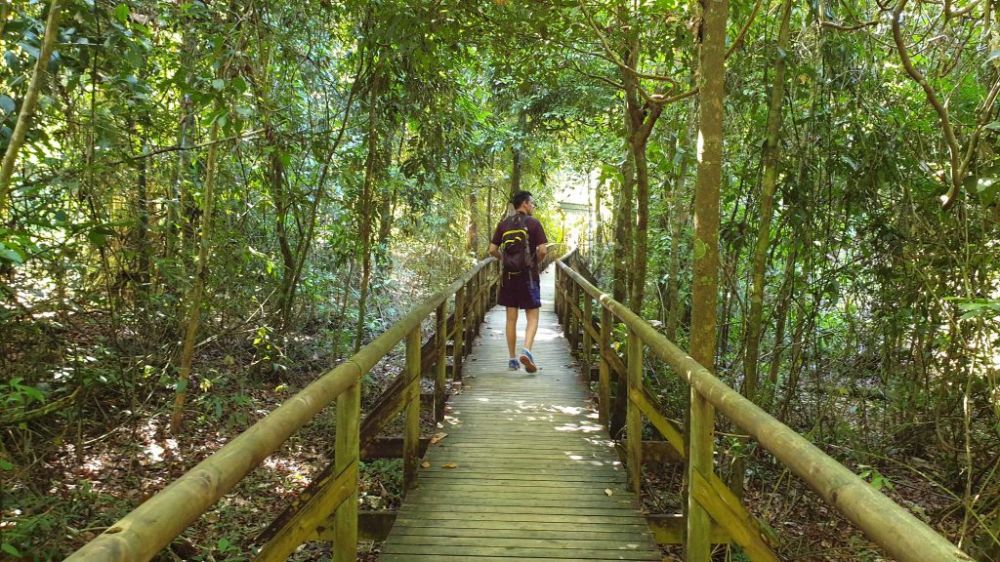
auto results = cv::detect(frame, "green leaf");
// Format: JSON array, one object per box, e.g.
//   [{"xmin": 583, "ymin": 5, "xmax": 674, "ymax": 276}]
[
  {"xmin": 2, "ymin": 543, "xmax": 22, "ymax": 557},
  {"xmin": 114, "ymin": 3, "xmax": 130, "ymax": 24},
  {"xmin": 0, "ymin": 459, "xmax": 13, "ymax": 471},
  {"xmin": 984, "ymin": 121, "xmax": 1000, "ymax": 132},
  {"xmin": 0, "ymin": 95, "xmax": 14, "ymax": 115},
  {"xmin": 211, "ymin": 78, "xmax": 224, "ymax": 91},
  {"xmin": 986, "ymin": 50, "xmax": 1000, "ymax": 64},
  {"xmin": 0, "ymin": 243, "xmax": 24, "ymax": 264}
]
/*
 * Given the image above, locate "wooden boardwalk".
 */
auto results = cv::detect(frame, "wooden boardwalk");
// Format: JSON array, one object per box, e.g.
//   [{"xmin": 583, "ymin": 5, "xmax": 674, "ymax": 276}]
[{"xmin": 380, "ymin": 268, "xmax": 661, "ymax": 561}]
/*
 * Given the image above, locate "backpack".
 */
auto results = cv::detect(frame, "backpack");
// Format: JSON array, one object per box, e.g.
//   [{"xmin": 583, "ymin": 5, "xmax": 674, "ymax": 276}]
[{"xmin": 498, "ymin": 213, "xmax": 534, "ymax": 273}]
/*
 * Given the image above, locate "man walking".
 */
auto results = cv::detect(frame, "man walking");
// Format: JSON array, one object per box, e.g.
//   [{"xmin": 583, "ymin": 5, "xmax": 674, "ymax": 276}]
[{"xmin": 488, "ymin": 191, "xmax": 548, "ymax": 372}]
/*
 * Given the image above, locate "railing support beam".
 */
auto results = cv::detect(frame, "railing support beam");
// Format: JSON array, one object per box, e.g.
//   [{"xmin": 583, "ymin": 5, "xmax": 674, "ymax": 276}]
[
  {"xmin": 626, "ymin": 328, "xmax": 643, "ymax": 496},
  {"xmin": 333, "ymin": 379, "xmax": 360, "ymax": 562},
  {"xmin": 434, "ymin": 302, "xmax": 447, "ymax": 422},
  {"xmin": 404, "ymin": 327, "xmax": 421, "ymax": 491},
  {"xmin": 453, "ymin": 287, "xmax": 465, "ymax": 381},
  {"xmin": 598, "ymin": 307, "xmax": 611, "ymax": 425}
]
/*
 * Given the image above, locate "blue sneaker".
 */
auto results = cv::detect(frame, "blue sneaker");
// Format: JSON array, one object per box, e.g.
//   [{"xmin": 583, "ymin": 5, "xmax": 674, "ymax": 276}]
[
  {"xmin": 508, "ymin": 359, "xmax": 520, "ymax": 371},
  {"xmin": 519, "ymin": 349, "xmax": 537, "ymax": 373}
]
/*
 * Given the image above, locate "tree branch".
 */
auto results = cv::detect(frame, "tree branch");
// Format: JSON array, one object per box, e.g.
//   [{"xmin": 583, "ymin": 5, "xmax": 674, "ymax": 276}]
[
  {"xmin": 725, "ymin": 0, "xmax": 765, "ymax": 59},
  {"xmin": 892, "ymin": 0, "xmax": 964, "ymax": 206}
]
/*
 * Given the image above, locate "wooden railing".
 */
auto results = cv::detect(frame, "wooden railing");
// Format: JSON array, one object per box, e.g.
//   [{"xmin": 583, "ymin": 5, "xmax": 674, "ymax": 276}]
[
  {"xmin": 66, "ymin": 258, "xmax": 500, "ymax": 562},
  {"xmin": 555, "ymin": 250, "xmax": 970, "ymax": 562}
]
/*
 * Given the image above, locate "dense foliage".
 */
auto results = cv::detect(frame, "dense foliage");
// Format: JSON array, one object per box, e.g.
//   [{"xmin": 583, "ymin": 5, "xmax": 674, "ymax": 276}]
[{"xmin": 1, "ymin": 0, "xmax": 998, "ymax": 559}]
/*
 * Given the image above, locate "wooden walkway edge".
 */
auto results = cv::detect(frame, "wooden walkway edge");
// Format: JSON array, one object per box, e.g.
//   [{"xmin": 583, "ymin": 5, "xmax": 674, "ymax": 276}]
[{"xmin": 379, "ymin": 268, "xmax": 661, "ymax": 561}]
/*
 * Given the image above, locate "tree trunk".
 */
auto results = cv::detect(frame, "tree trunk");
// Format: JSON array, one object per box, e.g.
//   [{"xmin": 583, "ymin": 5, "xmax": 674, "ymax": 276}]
[
  {"xmin": 511, "ymin": 148, "xmax": 521, "ymax": 196},
  {"xmin": 765, "ymin": 241, "xmax": 798, "ymax": 402},
  {"xmin": 688, "ymin": 0, "xmax": 728, "ymax": 557},
  {"xmin": 467, "ymin": 189, "xmax": 478, "ymax": 254},
  {"xmin": 731, "ymin": 0, "xmax": 792, "ymax": 499},
  {"xmin": 170, "ymin": 119, "xmax": 220, "ymax": 434},
  {"xmin": 665, "ymin": 107, "xmax": 695, "ymax": 343},
  {"xmin": 0, "ymin": 0, "xmax": 63, "ymax": 216},
  {"xmin": 354, "ymin": 86, "xmax": 379, "ymax": 352}
]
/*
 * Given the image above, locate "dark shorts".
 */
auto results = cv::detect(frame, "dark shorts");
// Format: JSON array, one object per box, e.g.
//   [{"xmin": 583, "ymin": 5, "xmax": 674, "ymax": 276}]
[{"xmin": 498, "ymin": 271, "xmax": 541, "ymax": 309}]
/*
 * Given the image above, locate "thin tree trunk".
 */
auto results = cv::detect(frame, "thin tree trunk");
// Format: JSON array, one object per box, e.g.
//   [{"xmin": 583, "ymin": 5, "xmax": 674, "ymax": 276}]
[
  {"xmin": 0, "ymin": 0, "xmax": 63, "ymax": 216},
  {"xmin": 467, "ymin": 189, "xmax": 478, "ymax": 254},
  {"xmin": 354, "ymin": 85, "xmax": 379, "ymax": 352},
  {"xmin": 665, "ymin": 106, "xmax": 695, "ymax": 342},
  {"xmin": 283, "ymin": 56, "xmax": 363, "ymax": 328},
  {"xmin": 271, "ymin": 145, "xmax": 297, "ymax": 330},
  {"xmin": 688, "ymin": 0, "xmax": 728, "ymax": 556},
  {"xmin": 731, "ymin": 0, "xmax": 793, "ymax": 499},
  {"xmin": 765, "ymin": 241, "xmax": 797, "ymax": 400},
  {"xmin": 170, "ymin": 119, "xmax": 221, "ymax": 434},
  {"xmin": 608, "ymin": 119, "xmax": 636, "ymax": 438}
]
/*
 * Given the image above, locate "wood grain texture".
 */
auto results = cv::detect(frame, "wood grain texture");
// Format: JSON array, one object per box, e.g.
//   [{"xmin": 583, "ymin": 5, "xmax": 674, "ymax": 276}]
[{"xmin": 380, "ymin": 269, "xmax": 660, "ymax": 561}]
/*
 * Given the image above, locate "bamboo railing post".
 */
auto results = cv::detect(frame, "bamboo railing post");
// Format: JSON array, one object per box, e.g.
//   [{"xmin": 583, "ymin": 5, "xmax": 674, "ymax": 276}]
[
  {"xmin": 555, "ymin": 266, "xmax": 562, "ymax": 319},
  {"xmin": 469, "ymin": 270, "xmax": 479, "ymax": 343},
  {"xmin": 626, "ymin": 328, "xmax": 643, "ymax": 496},
  {"xmin": 434, "ymin": 302, "xmax": 447, "ymax": 422},
  {"xmin": 557, "ymin": 268, "xmax": 567, "ymax": 328},
  {"xmin": 688, "ymin": 387, "xmax": 715, "ymax": 560},
  {"xmin": 332, "ymin": 380, "xmax": 360, "ymax": 562},
  {"xmin": 403, "ymin": 327, "xmax": 421, "ymax": 491},
  {"xmin": 598, "ymin": 306, "xmax": 611, "ymax": 425},
  {"xmin": 453, "ymin": 286, "xmax": 466, "ymax": 381},
  {"xmin": 477, "ymin": 267, "xmax": 486, "ymax": 330},
  {"xmin": 583, "ymin": 294, "xmax": 593, "ymax": 370},
  {"xmin": 568, "ymin": 281, "xmax": 579, "ymax": 351}
]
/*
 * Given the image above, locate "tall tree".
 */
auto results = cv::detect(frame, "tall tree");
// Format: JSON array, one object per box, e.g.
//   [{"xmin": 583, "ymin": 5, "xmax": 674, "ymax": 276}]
[
  {"xmin": 687, "ymin": 0, "xmax": 727, "ymax": 557},
  {"xmin": 0, "ymin": 0, "xmax": 62, "ymax": 216}
]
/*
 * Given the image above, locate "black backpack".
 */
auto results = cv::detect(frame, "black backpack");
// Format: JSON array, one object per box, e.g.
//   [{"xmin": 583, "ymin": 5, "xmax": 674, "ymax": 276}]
[{"xmin": 498, "ymin": 213, "xmax": 533, "ymax": 273}]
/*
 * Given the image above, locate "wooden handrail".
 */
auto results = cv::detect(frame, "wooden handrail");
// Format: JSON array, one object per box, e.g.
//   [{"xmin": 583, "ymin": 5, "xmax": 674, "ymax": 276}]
[
  {"xmin": 66, "ymin": 257, "xmax": 498, "ymax": 562},
  {"xmin": 555, "ymin": 256, "xmax": 970, "ymax": 562}
]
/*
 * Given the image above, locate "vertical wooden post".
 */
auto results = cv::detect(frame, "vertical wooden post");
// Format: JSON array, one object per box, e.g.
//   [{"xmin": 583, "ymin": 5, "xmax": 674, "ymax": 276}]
[
  {"xmin": 332, "ymin": 380, "xmax": 360, "ymax": 562},
  {"xmin": 404, "ymin": 327, "xmax": 421, "ymax": 491},
  {"xmin": 554, "ymin": 267, "xmax": 562, "ymax": 319},
  {"xmin": 569, "ymin": 281, "xmax": 579, "ymax": 351},
  {"xmin": 469, "ymin": 270, "xmax": 479, "ymax": 342},
  {"xmin": 598, "ymin": 306, "xmax": 611, "ymax": 425},
  {"xmin": 556, "ymin": 268, "xmax": 564, "ymax": 326},
  {"xmin": 453, "ymin": 286, "xmax": 466, "ymax": 381},
  {"xmin": 626, "ymin": 328, "xmax": 643, "ymax": 496},
  {"xmin": 688, "ymin": 389, "xmax": 715, "ymax": 560},
  {"xmin": 435, "ymin": 302, "xmax": 447, "ymax": 422},
  {"xmin": 477, "ymin": 268, "xmax": 486, "ymax": 332},
  {"xmin": 583, "ymin": 294, "xmax": 593, "ymax": 369}
]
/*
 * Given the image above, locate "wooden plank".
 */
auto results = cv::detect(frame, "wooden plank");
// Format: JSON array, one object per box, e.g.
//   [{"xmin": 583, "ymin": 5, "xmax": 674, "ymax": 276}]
[
  {"xmin": 381, "ymin": 555, "xmax": 655, "ymax": 562},
  {"xmin": 381, "ymin": 269, "xmax": 659, "ymax": 561},
  {"xmin": 646, "ymin": 512, "xmax": 729, "ymax": 545},
  {"xmin": 380, "ymin": 544, "xmax": 658, "ymax": 560},
  {"xmin": 361, "ymin": 436, "xmax": 429, "ymax": 460},
  {"xmin": 386, "ymin": 535, "xmax": 655, "ymax": 551},
  {"xmin": 690, "ymin": 467, "xmax": 779, "ymax": 561},
  {"xmin": 386, "ymin": 525, "xmax": 652, "ymax": 541},
  {"xmin": 254, "ymin": 463, "xmax": 357, "ymax": 561}
]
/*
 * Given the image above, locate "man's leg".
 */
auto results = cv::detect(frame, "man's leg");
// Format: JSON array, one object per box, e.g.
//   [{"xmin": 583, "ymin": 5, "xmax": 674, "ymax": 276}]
[
  {"xmin": 505, "ymin": 307, "xmax": 519, "ymax": 358},
  {"xmin": 523, "ymin": 307, "xmax": 540, "ymax": 351},
  {"xmin": 519, "ymin": 307, "xmax": 540, "ymax": 372}
]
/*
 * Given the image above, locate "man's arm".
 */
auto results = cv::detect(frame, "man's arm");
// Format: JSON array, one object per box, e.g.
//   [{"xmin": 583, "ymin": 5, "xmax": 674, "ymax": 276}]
[
  {"xmin": 488, "ymin": 243, "xmax": 500, "ymax": 259},
  {"xmin": 535, "ymin": 243, "xmax": 548, "ymax": 263}
]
